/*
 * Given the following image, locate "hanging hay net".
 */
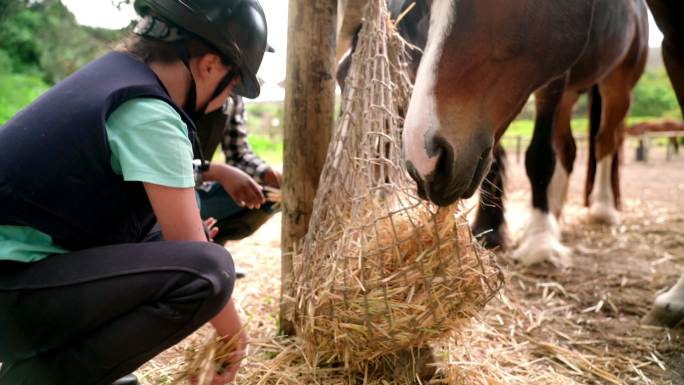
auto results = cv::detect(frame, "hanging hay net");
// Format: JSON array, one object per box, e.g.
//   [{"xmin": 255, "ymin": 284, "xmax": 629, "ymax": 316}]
[{"xmin": 291, "ymin": 0, "xmax": 503, "ymax": 379}]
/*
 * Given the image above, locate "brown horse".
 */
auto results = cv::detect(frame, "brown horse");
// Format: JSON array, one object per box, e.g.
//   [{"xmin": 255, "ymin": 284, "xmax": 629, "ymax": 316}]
[
  {"xmin": 627, "ymin": 119, "xmax": 684, "ymax": 154},
  {"xmin": 628, "ymin": 118, "xmax": 684, "ymax": 135},
  {"xmin": 642, "ymin": 0, "xmax": 684, "ymax": 327},
  {"xmin": 402, "ymin": 0, "xmax": 648, "ymax": 267}
]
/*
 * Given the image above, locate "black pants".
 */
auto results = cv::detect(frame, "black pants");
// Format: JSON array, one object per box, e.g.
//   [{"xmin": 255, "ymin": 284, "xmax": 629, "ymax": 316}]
[{"xmin": 0, "ymin": 241, "xmax": 235, "ymax": 385}]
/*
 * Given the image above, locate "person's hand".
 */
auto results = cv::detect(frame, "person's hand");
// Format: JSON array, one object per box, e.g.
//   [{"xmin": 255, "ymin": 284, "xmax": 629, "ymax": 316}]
[
  {"xmin": 261, "ymin": 168, "xmax": 282, "ymax": 189},
  {"xmin": 217, "ymin": 165, "xmax": 265, "ymax": 209},
  {"xmin": 210, "ymin": 330, "xmax": 248, "ymax": 384},
  {"xmin": 189, "ymin": 331, "xmax": 247, "ymax": 385},
  {"xmin": 204, "ymin": 217, "xmax": 219, "ymax": 241}
]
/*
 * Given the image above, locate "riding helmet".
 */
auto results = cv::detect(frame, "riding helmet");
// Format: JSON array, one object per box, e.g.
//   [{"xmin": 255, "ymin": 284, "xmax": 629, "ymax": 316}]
[{"xmin": 134, "ymin": 0, "xmax": 268, "ymax": 98}]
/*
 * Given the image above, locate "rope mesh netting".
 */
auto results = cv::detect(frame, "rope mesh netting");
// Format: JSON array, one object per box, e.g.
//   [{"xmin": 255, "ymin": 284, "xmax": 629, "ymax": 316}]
[{"xmin": 292, "ymin": 0, "xmax": 503, "ymax": 378}]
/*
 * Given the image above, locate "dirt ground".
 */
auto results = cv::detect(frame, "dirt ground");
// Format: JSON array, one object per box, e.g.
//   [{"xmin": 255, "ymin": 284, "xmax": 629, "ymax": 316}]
[
  {"xmin": 485, "ymin": 143, "xmax": 684, "ymax": 384},
  {"xmin": 138, "ymin": 142, "xmax": 684, "ymax": 384}
]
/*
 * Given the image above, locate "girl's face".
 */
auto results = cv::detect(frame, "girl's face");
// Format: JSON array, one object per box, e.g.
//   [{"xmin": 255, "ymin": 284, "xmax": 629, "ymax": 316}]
[
  {"xmin": 190, "ymin": 53, "xmax": 238, "ymax": 113},
  {"xmin": 204, "ymin": 76, "xmax": 240, "ymax": 113}
]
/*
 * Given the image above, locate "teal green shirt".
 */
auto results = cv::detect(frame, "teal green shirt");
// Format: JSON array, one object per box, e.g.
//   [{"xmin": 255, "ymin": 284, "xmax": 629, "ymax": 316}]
[{"xmin": 0, "ymin": 98, "xmax": 195, "ymax": 263}]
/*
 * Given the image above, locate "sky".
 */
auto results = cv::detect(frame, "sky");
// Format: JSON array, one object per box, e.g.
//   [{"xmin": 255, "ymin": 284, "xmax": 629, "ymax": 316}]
[{"xmin": 62, "ymin": 0, "xmax": 665, "ymax": 102}]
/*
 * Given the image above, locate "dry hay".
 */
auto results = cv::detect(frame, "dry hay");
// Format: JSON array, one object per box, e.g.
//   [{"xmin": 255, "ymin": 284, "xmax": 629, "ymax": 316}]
[
  {"xmin": 172, "ymin": 331, "xmax": 245, "ymax": 385},
  {"xmin": 136, "ymin": 165, "xmax": 684, "ymax": 384},
  {"xmin": 294, "ymin": 205, "xmax": 501, "ymax": 375},
  {"xmin": 134, "ymin": 3, "xmax": 684, "ymax": 385},
  {"xmin": 285, "ymin": 0, "xmax": 502, "ymax": 379}
]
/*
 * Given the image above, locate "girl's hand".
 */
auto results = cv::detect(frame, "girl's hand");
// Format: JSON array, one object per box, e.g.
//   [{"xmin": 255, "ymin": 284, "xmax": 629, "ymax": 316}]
[
  {"xmin": 189, "ymin": 329, "xmax": 248, "ymax": 385},
  {"xmin": 212, "ymin": 330, "xmax": 248, "ymax": 384},
  {"xmin": 204, "ymin": 217, "xmax": 219, "ymax": 241}
]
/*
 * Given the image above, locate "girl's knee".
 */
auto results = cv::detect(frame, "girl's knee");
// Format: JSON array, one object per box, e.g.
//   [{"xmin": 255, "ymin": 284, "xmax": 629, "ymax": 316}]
[{"xmin": 191, "ymin": 242, "xmax": 235, "ymax": 303}]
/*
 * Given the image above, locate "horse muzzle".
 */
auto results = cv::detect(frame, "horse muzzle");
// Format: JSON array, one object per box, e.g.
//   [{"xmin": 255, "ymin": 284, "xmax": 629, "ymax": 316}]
[{"xmin": 406, "ymin": 139, "xmax": 493, "ymax": 206}]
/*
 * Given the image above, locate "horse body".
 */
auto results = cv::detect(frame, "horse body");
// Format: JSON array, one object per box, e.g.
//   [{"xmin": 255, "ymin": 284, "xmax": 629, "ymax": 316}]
[{"xmin": 402, "ymin": 0, "xmax": 648, "ymax": 266}]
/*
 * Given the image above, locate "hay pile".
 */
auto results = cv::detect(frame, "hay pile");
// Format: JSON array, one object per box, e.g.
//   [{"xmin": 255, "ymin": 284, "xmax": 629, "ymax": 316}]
[{"xmin": 290, "ymin": 0, "xmax": 502, "ymax": 379}]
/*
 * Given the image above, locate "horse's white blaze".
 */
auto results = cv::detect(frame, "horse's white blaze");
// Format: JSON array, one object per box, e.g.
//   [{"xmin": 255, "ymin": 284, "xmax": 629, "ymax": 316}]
[
  {"xmin": 512, "ymin": 208, "xmax": 572, "ymax": 267},
  {"xmin": 589, "ymin": 156, "xmax": 620, "ymax": 224},
  {"xmin": 402, "ymin": 0, "xmax": 456, "ymax": 178},
  {"xmin": 548, "ymin": 161, "xmax": 569, "ymax": 218}
]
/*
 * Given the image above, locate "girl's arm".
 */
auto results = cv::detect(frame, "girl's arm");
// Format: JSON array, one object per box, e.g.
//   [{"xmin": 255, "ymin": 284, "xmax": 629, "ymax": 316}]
[{"xmin": 144, "ymin": 183, "xmax": 246, "ymax": 383}]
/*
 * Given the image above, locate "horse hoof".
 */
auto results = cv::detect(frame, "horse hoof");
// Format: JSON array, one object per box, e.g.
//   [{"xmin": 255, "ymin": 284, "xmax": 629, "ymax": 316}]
[
  {"xmin": 642, "ymin": 291, "xmax": 684, "ymax": 328},
  {"xmin": 512, "ymin": 210, "xmax": 571, "ymax": 267},
  {"xmin": 512, "ymin": 232, "xmax": 572, "ymax": 267},
  {"xmin": 588, "ymin": 202, "xmax": 620, "ymax": 225}
]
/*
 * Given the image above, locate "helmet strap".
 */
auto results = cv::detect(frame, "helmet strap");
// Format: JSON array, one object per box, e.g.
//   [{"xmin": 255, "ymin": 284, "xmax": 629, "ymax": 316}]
[
  {"xmin": 173, "ymin": 42, "xmax": 202, "ymax": 121},
  {"xmin": 174, "ymin": 42, "xmax": 239, "ymax": 121},
  {"xmin": 209, "ymin": 68, "xmax": 240, "ymax": 102},
  {"xmin": 172, "ymin": 42, "xmax": 240, "ymax": 173}
]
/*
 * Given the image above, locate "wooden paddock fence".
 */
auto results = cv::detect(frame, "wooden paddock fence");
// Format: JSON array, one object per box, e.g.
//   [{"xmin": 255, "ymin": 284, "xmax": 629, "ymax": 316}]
[{"xmin": 499, "ymin": 131, "xmax": 684, "ymax": 164}]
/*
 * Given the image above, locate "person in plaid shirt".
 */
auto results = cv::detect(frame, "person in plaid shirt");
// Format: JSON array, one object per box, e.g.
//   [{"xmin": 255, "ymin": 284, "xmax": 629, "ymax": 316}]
[
  {"xmin": 195, "ymin": 93, "xmax": 282, "ymax": 244},
  {"xmin": 221, "ymin": 95, "xmax": 282, "ymax": 187}
]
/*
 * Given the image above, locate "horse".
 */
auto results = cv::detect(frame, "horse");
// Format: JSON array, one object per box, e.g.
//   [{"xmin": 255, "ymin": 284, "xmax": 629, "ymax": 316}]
[
  {"xmin": 401, "ymin": 0, "xmax": 648, "ymax": 268},
  {"xmin": 627, "ymin": 119, "xmax": 684, "ymax": 155},
  {"xmin": 339, "ymin": 0, "xmax": 647, "ymax": 255},
  {"xmin": 642, "ymin": 0, "xmax": 684, "ymax": 327},
  {"xmin": 628, "ymin": 119, "xmax": 684, "ymax": 136},
  {"xmin": 628, "ymin": 119, "xmax": 684, "ymax": 155}
]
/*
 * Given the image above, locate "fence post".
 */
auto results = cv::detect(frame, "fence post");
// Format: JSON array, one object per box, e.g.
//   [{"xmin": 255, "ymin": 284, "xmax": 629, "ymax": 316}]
[{"xmin": 280, "ymin": 0, "xmax": 338, "ymax": 336}]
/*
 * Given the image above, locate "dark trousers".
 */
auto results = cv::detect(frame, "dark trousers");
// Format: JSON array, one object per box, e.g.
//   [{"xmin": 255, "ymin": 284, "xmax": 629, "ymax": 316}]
[{"xmin": 0, "ymin": 241, "xmax": 235, "ymax": 385}]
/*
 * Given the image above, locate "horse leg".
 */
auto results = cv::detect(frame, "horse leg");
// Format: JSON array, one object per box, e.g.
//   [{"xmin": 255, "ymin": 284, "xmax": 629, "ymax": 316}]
[
  {"xmin": 644, "ymin": 271, "xmax": 684, "ymax": 327},
  {"xmin": 588, "ymin": 74, "xmax": 633, "ymax": 225},
  {"xmin": 645, "ymin": 0, "xmax": 684, "ymax": 329},
  {"xmin": 512, "ymin": 76, "xmax": 571, "ymax": 267},
  {"xmin": 671, "ymin": 137, "xmax": 680, "ymax": 154},
  {"xmin": 472, "ymin": 144, "xmax": 507, "ymax": 249},
  {"xmin": 585, "ymin": 85, "xmax": 601, "ymax": 206},
  {"xmin": 549, "ymin": 90, "xmax": 579, "ymax": 218}
]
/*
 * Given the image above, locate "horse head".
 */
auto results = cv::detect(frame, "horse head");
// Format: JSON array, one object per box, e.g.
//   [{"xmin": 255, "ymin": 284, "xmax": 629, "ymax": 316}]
[{"xmin": 402, "ymin": 0, "xmax": 595, "ymax": 206}]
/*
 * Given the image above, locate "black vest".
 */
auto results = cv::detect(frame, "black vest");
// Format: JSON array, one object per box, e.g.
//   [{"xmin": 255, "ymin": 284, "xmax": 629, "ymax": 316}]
[{"xmin": 0, "ymin": 52, "xmax": 198, "ymax": 251}]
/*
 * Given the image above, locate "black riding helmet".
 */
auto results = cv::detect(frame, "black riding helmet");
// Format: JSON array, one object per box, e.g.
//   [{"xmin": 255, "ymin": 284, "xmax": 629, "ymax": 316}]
[{"xmin": 134, "ymin": 0, "xmax": 268, "ymax": 99}]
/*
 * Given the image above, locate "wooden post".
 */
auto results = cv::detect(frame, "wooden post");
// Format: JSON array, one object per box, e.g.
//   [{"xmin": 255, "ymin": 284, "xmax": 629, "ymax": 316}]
[{"xmin": 280, "ymin": 0, "xmax": 338, "ymax": 336}]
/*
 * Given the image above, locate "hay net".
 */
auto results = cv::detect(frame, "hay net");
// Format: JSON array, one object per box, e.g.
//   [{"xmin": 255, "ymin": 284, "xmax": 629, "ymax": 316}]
[{"xmin": 292, "ymin": 0, "xmax": 503, "ymax": 371}]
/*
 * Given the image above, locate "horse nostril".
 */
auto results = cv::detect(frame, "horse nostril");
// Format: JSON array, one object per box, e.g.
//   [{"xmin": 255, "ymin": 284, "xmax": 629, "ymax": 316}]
[{"xmin": 432, "ymin": 136, "xmax": 454, "ymax": 180}]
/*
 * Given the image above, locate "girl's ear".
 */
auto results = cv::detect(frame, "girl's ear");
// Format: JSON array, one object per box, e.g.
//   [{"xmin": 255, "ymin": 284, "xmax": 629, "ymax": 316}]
[{"xmin": 196, "ymin": 53, "xmax": 224, "ymax": 80}]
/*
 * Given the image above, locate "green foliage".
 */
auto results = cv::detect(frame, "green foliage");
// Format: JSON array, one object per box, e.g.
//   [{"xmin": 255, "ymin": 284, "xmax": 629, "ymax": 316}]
[
  {"xmin": 248, "ymin": 133, "xmax": 283, "ymax": 166},
  {"xmin": 247, "ymin": 102, "xmax": 284, "ymax": 122},
  {"xmin": 0, "ymin": 72, "xmax": 49, "ymax": 124},
  {"xmin": 0, "ymin": 0, "xmax": 127, "ymax": 84},
  {"xmin": 631, "ymin": 71, "xmax": 682, "ymax": 119}
]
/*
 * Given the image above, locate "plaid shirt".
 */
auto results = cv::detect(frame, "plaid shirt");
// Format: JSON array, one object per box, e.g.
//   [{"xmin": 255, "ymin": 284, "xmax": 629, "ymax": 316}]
[{"xmin": 220, "ymin": 95, "xmax": 270, "ymax": 183}]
